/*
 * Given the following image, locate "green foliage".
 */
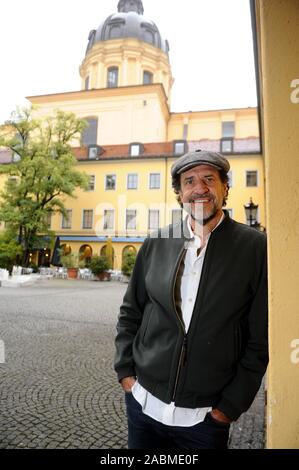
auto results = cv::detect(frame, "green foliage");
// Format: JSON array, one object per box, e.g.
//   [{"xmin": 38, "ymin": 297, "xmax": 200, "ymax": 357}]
[
  {"xmin": 89, "ymin": 255, "xmax": 110, "ymax": 275},
  {"xmin": 105, "ymin": 237, "xmax": 114, "ymax": 269},
  {"xmin": 0, "ymin": 107, "xmax": 89, "ymax": 266},
  {"xmin": 0, "ymin": 230, "xmax": 23, "ymax": 270},
  {"xmin": 60, "ymin": 252, "xmax": 79, "ymax": 269},
  {"xmin": 121, "ymin": 251, "xmax": 136, "ymax": 277}
]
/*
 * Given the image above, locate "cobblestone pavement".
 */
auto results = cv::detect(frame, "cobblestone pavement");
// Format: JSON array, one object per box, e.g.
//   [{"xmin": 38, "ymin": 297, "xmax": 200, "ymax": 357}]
[{"xmin": 0, "ymin": 279, "xmax": 265, "ymax": 449}]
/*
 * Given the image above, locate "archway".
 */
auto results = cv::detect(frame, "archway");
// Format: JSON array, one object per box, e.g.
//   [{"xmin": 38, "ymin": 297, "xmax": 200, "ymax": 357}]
[
  {"xmin": 61, "ymin": 244, "xmax": 72, "ymax": 255},
  {"xmin": 122, "ymin": 245, "xmax": 137, "ymax": 264},
  {"xmin": 79, "ymin": 244, "xmax": 93, "ymax": 265},
  {"xmin": 100, "ymin": 244, "xmax": 115, "ymax": 269}
]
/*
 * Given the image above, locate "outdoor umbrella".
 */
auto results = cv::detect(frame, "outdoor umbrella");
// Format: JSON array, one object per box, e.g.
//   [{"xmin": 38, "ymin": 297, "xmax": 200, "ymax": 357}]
[{"xmin": 51, "ymin": 236, "xmax": 62, "ymax": 266}]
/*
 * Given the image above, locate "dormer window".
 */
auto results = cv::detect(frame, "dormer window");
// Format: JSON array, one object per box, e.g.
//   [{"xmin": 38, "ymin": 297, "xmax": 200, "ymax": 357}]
[
  {"xmin": 174, "ymin": 140, "xmax": 187, "ymax": 155},
  {"xmin": 130, "ymin": 143, "xmax": 144, "ymax": 156},
  {"xmin": 107, "ymin": 67, "xmax": 119, "ymax": 88},
  {"xmin": 88, "ymin": 145, "xmax": 103, "ymax": 160}
]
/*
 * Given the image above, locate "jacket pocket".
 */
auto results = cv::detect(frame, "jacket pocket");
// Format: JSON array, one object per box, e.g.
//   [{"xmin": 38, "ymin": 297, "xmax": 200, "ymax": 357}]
[{"xmin": 140, "ymin": 303, "xmax": 153, "ymax": 345}]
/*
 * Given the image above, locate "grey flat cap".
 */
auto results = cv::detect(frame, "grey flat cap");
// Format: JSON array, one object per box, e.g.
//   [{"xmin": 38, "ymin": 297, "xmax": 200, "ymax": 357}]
[{"xmin": 171, "ymin": 150, "xmax": 230, "ymax": 177}]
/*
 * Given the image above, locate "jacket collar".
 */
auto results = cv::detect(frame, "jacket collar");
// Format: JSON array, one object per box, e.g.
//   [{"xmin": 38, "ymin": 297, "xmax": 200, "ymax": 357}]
[{"xmin": 181, "ymin": 209, "xmax": 231, "ymax": 241}]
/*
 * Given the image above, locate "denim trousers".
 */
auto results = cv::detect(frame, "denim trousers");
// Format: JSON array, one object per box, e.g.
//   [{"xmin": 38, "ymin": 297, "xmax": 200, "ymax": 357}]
[{"xmin": 125, "ymin": 392, "xmax": 230, "ymax": 450}]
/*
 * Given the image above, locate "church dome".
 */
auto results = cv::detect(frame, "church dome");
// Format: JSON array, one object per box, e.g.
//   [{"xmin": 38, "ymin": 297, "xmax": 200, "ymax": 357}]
[{"xmin": 85, "ymin": 0, "xmax": 169, "ymax": 55}]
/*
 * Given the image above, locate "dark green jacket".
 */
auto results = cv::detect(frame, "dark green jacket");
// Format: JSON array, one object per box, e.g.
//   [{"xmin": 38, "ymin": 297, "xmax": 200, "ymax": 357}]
[{"xmin": 114, "ymin": 213, "xmax": 268, "ymax": 421}]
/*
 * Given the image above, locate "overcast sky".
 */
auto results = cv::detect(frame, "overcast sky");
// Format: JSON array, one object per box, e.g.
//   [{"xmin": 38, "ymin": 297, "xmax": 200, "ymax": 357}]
[{"xmin": 0, "ymin": 0, "xmax": 257, "ymax": 124}]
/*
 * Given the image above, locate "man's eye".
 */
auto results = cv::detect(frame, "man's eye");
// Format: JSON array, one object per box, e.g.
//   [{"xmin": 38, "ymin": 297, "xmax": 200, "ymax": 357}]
[{"xmin": 204, "ymin": 177, "xmax": 214, "ymax": 183}]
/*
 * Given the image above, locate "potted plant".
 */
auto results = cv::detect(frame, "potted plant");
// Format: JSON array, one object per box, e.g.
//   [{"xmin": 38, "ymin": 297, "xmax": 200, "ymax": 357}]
[
  {"xmin": 60, "ymin": 252, "xmax": 79, "ymax": 279},
  {"xmin": 121, "ymin": 251, "xmax": 136, "ymax": 281},
  {"xmin": 90, "ymin": 255, "xmax": 111, "ymax": 281}
]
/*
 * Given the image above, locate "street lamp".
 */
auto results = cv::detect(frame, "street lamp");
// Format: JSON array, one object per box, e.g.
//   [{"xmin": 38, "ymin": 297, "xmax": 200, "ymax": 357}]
[{"xmin": 244, "ymin": 197, "xmax": 260, "ymax": 228}]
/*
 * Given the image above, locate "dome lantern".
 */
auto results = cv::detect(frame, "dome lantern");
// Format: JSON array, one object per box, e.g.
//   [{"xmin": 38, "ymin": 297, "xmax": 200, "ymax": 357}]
[{"xmin": 117, "ymin": 0, "xmax": 144, "ymax": 15}]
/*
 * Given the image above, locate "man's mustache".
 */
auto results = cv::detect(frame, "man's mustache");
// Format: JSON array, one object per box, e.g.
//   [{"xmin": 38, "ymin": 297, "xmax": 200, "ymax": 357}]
[{"xmin": 188, "ymin": 193, "xmax": 214, "ymax": 203}]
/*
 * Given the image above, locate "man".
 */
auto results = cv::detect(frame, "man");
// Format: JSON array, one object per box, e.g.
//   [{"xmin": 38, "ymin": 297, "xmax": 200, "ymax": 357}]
[{"xmin": 114, "ymin": 150, "xmax": 268, "ymax": 449}]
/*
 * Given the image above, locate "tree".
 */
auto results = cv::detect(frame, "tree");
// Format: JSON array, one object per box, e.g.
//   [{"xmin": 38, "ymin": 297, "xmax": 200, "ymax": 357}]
[
  {"xmin": 121, "ymin": 251, "xmax": 136, "ymax": 277},
  {"xmin": 0, "ymin": 108, "xmax": 88, "ymax": 266},
  {"xmin": 0, "ymin": 229, "xmax": 23, "ymax": 271}
]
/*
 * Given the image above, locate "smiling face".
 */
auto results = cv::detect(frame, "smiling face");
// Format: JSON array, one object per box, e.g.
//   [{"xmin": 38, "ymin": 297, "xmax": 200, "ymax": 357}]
[{"xmin": 178, "ymin": 165, "xmax": 228, "ymax": 225}]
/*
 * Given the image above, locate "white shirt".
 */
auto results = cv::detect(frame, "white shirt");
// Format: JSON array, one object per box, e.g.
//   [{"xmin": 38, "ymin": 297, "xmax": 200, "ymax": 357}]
[{"xmin": 132, "ymin": 213, "xmax": 225, "ymax": 426}]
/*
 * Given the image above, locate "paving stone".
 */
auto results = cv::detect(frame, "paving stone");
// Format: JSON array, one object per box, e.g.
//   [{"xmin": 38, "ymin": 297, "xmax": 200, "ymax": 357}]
[{"xmin": 0, "ymin": 279, "xmax": 265, "ymax": 449}]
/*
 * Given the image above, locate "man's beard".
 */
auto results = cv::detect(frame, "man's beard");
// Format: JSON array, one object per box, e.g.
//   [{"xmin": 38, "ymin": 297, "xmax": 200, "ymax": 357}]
[
  {"xmin": 190, "ymin": 207, "xmax": 218, "ymax": 225},
  {"xmin": 183, "ymin": 193, "xmax": 219, "ymax": 226}
]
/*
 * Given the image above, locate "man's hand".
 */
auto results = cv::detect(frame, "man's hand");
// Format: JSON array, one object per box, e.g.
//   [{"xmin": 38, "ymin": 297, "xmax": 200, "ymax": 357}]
[
  {"xmin": 210, "ymin": 408, "xmax": 232, "ymax": 424},
  {"xmin": 120, "ymin": 376, "xmax": 136, "ymax": 393}
]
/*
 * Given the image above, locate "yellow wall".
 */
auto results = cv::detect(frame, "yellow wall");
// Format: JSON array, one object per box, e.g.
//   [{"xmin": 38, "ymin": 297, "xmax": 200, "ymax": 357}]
[
  {"xmin": 28, "ymin": 85, "xmax": 169, "ymax": 145},
  {"xmin": 80, "ymin": 38, "xmax": 173, "ymax": 102},
  {"xmin": 168, "ymin": 108, "xmax": 259, "ymax": 141},
  {"xmin": 255, "ymin": 0, "xmax": 299, "ymax": 448}
]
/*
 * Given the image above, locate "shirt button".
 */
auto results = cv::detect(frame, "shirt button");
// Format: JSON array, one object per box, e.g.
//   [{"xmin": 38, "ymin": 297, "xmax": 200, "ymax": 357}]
[{"xmin": 188, "ymin": 298, "xmax": 193, "ymax": 302}]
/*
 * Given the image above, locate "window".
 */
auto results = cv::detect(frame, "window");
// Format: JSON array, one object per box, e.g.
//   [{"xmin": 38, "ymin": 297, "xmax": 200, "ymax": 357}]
[
  {"xmin": 222, "ymin": 121, "xmax": 235, "ymax": 138},
  {"xmin": 246, "ymin": 170, "xmax": 258, "ymax": 187},
  {"xmin": 149, "ymin": 173, "xmax": 160, "ymax": 189},
  {"xmin": 227, "ymin": 170, "xmax": 233, "ymax": 188},
  {"xmin": 127, "ymin": 173, "xmax": 138, "ymax": 190},
  {"xmin": 105, "ymin": 174, "xmax": 116, "ymax": 190},
  {"xmin": 143, "ymin": 70, "xmax": 153, "ymax": 84},
  {"xmin": 172, "ymin": 209, "xmax": 183, "ymax": 226},
  {"xmin": 62, "ymin": 210, "xmax": 72, "ymax": 229},
  {"xmin": 220, "ymin": 138, "xmax": 233, "ymax": 153},
  {"xmin": 88, "ymin": 145, "xmax": 103, "ymax": 160},
  {"xmin": 82, "ymin": 210, "xmax": 93, "ymax": 229},
  {"xmin": 130, "ymin": 143, "xmax": 144, "ymax": 156},
  {"xmin": 85, "ymin": 175, "xmax": 95, "ymax": 191},
  {"xmin": 148, "ymin": 210, "xmax": 159, "ymax": 230},
  {"xmin": 45, "ymin": 212, "xmax": 52, "ymax": 229},
  {"xmin": 174, "ymin": 140, "xmax": 187, "ymax": 155},
  {"xmin": 221, "ymin": 121, "xmax": 235, "ymax": 153},
  {"xmin": 103, "ymin": 210, "xmax": 114, "ymax": 230},
  {"xmin": 85, "ymin": 76, "xmax": 90, "ymax": 90},
  {"xmin": 82, "ymin": 117, "xmax": 98, "ymax": 146},
  {"xmin": 144, "ymin": 29, "xmax": 154, "ymax": 45},
  {"xmin": 126, "ymin": 210, "xmax": 137, "ymax": 230},
  {"xmin": 183, "ymin": 124, "xmax": 188, "ymax": 140},
  {"xmin": 226, "ymin": 209, "xmax": 233, "ymax": 218},
  {"xmin": 107, "ymin": 67, "xmax": 118, "ymax": 88}
]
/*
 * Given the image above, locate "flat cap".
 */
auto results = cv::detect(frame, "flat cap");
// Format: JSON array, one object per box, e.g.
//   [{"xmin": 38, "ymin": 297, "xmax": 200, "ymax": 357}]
[{"xmin": 171, "ymin": 150, "xmax": 230, "ymax": 177}]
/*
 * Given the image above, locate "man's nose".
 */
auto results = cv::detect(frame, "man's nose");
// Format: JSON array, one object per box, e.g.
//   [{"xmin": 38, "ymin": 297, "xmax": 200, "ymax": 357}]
[{"xmin": 194, "ymin": 178, "xmax": 208, "ymax": 192}]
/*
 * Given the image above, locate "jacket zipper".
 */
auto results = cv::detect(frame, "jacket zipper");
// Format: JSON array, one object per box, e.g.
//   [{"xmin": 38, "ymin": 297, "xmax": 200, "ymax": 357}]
[{"xmin": 171, "ymin": 248, "xmax": 187, "ymax": 401}]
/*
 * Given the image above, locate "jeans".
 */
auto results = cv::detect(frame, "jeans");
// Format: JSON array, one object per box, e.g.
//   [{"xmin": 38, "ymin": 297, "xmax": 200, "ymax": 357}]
[{"xmin": 125, "ymin": 392, "xmax": 230, "ymax": 450}]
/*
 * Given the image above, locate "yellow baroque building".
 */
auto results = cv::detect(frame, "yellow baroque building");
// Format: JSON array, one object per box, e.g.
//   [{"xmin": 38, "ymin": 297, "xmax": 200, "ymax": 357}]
[{"xmin": 0, "ymin": 0, "xmax": 265, "ymax": 270}]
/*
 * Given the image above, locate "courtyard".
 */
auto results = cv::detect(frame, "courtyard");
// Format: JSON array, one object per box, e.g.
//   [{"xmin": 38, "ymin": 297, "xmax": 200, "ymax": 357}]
[{"xmin": 0, "ymin": 279, "xmax": 265, "ymax": 449}]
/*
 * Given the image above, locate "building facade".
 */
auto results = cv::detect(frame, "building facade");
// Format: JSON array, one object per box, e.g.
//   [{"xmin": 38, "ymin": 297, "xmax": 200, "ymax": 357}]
[{"xmin": 0, "ymin": 0, "xmax": 264, "ymax": 269}]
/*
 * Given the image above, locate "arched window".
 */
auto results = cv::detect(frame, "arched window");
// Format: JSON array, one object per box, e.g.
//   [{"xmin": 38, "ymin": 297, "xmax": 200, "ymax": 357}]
[
  {"xmin": 143, "ymin": 71, "xmax": 153, "ymax": 85},
  {"xmin": 85, "ymin": 76, "xmax": 90, "ymax": 90},
  {"xmin": 107, "ymin": 67, "xmax": 119, "ymax": 88},
  {"xmin": 81, "ymin": 117, "xmax": 98, "ymax": 146}
]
